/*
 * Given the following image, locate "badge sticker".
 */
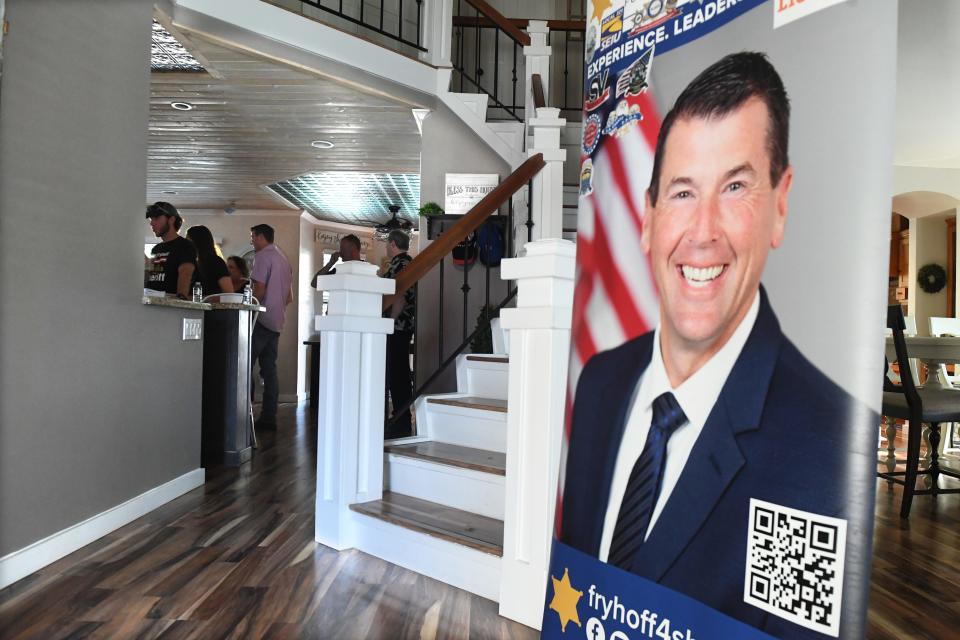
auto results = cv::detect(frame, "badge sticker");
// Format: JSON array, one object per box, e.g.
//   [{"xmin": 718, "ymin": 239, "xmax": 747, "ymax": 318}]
[
  {"xmin": 582, "ymin": 113, "xmax": 603, "ymax": 156},
  {"xmin": 584, "ymin": 19, "xmax": 599, "ymax": 63},
  {"xmin": 615, "ymin": 45, "xmax": 654, "ymax": 98},
  {"xmin": 579, "ymin": 159, "xmax": 594, "ymax": 197},
  {"xmin": 602, "ymin": 100, "xmax": 644, "ymax": 138},
  {"xmin": 600, "ymin": 7, "xmax": 624, "ymax": 39},
  {"xmin": 584, "ymin": 70, "xmax": 611, "ymax": 112}
]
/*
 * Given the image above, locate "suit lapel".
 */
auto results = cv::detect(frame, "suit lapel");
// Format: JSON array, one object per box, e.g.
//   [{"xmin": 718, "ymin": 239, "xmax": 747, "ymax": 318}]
[
  {"xmin": 584, "ymin": 335, "xmax": 654, "ymax": 555},
  {"xmin": 629, "ymin": 288, "xmax": 784, "ymax": 580}
]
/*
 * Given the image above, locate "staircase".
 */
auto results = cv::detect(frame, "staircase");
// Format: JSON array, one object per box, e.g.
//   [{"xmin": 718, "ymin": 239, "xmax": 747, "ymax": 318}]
[{"xmin": 347, "ymin": 352, "xmax": 510, "ymax": 600}]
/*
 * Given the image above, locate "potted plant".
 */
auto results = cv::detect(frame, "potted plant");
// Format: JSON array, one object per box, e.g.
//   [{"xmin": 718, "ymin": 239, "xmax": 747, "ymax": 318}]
[{"xmin": 418, "ymin": 202, "xmax": 444, "ymax": 217}]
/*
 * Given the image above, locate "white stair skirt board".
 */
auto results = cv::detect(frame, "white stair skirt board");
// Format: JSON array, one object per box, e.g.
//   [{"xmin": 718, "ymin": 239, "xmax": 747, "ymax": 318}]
[
  {"xmin": 350, "ymin": 510, "xmax": 501, "ymax": 602},
  {"xmin": 487, "ymin": 121, "xmax": 525, "ymax": 154},
  {"xmin": 490, "ymin": 318, "xmax": 510, "ymax": 355},
  {"xmin": 456, "ymin": 355, "xmax": 509, "ymax": 400},
  {"xmin": 384, "ymin": 454, "xmax": 506, "ymax": 520},
  {"xmin": 0, "ymin": 468, "xmax": 205, "ymax": 589},
  {"xmin": 419, "ymin": 394, "xmax": 508, "ymax": 453},
  {"xmin": 452, "ymin": 92, "xmax": 489, "ymax": 120},
  {"xmin": 438, "ymin": 92, "xmax": 525, "ymax": 167}
]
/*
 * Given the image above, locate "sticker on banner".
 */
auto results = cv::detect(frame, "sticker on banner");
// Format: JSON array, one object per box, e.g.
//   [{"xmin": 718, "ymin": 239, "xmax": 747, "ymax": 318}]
[
  {"xmin": 626, "ymin": 0, "xmax": 682, "ymax": 35},
  {"xmin": 603, "ymin": 100, "xmax": 644, "ymax": 138},
  {"xmin": 585, "ymin": 19, "xmax": 600, "ymax": 63},
  {"xmin": 585, "ymin": 70, "xmax": 611, "ymax": 111},
  {"xmin": 580, "ymin": 159, "xmax": 594, "ymax": 197},
  {"xmin": 601, "ymin": 7, "xmax": 624, "ymax": 40},
  {"xmin": 744, "ymin": 499, "xmax": 847, "ymax": 637},
  {"xmin": 774, "ymin": 0, "xmax": 849, "ymax": 29},
  {"xmin": 616, "ymin": 45, "xmax": 654, "ymax": 98},
  {"xmin": 582, "ymin": 113, "xmax": 603, "ymax": 155}
]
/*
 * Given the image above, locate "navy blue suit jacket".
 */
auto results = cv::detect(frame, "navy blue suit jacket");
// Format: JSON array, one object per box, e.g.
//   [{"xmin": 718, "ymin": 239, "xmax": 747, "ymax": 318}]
[{"xmin": 560, "ymin": 289, "xmax": 870, "ymax": 638}]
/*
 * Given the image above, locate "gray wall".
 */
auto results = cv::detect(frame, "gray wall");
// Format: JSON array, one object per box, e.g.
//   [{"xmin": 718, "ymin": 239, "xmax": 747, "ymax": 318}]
[
  {"xmin": 0, "ymin": 0, "xmax": 204, "ymax": 556},
  {"xmin": 416, "ymin": 103, "xmax": 511, "ymax": 393}
]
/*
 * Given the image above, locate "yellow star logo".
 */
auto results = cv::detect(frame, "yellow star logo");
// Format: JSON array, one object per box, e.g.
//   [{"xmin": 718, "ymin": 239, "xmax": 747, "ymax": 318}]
[
  {"xmin": 590, "ymin": 0, "xmax": 614, "ymax": 24},
  {"xmin": 548, "ymin": 567, "xmax": 583, "ymax": 632}
]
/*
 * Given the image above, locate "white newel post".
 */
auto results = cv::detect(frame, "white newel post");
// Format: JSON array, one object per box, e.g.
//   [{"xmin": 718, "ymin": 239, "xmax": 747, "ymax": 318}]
[
  {"xmin": 523, "ymin": 21, "xmax": 551, "ymax": 126},
  {"xmin": 497, "ymin": 238, "xmax": 576, "ymax": 629},
  {"xmin": 528, "ymin": 108, "xmax": 567, "ymax": 240},
  {"xmin": 313, "ymin": 262, "xmax": 394, "ymax": 550},
  {"xmin": 420, "ymin": 0, "xmax": 453, "ymax": 67}
]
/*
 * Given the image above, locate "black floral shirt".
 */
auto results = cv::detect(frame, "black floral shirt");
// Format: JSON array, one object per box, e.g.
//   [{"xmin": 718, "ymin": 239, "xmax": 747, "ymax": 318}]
[{"xmin": 382, "ymin": 253, "xmax": 415, "ymax": 333}]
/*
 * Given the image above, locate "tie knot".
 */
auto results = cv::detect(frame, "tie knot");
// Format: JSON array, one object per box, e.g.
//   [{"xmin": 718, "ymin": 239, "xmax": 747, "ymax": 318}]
[{"xmin": 651, "ymin": 391, "xmax": 687, "ymax": 436}]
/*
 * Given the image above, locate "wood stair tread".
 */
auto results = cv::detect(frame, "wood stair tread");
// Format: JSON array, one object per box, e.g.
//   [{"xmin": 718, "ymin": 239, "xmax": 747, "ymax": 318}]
[
  {"xmin": 426, "ymin": 396, "xmax": 508, "ymax": 413},
  {"xmin": 350, "ymin": 492, "xmax": 503, "ymax": 556},
  {"xmin": 465, "ymin": 355, "xmax": 509, "ymax": 364},
  {"xmin": 385, "ymin": 441, "xmax": 506, "ymax": 475}
]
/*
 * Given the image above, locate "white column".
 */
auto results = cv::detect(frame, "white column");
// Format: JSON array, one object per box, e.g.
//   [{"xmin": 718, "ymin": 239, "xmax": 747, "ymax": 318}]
[
  {"xmin": 497, "ymin": 238, "xmax": 576, "ymax": 629},
  {"xmin": 528, "ymin": 108, "xmax": 567, "ymax": 241},
  {"xmin": 523, "ymin": 21, "xmax": 551, "ymax": 123},
  {"xmin": 420, "ymin": 0, "xmax": 453, "ymax": 67},
  {"xmin": 313, "ymin": 262, "xmax": 395, "ymax": 550}
]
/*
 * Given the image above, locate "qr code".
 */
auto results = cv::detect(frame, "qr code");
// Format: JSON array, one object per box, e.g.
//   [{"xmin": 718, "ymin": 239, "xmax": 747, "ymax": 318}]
[{"xmin": 743, "ymin": 499, "xmax": 846, "ymax": 637}]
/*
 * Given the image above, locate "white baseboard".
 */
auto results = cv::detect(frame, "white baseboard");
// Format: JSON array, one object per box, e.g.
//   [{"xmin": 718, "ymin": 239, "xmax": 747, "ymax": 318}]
[{"xmin": 0, "ymin": 468, "xmax": 205, "ymax": 590}]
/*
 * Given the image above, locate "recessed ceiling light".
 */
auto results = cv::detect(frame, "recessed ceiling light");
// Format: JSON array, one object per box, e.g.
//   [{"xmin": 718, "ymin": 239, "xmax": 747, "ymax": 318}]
[
  {"xmin": 311, "ymin": 140, "xmax": 335, "ymax": 149},
  {"xmin": 170, "ymin": 101, "xmax": 194, "ymax": 111},
  {"xmin": 162, "ymin": 190, "xmax": 178, "ymax": 195}
]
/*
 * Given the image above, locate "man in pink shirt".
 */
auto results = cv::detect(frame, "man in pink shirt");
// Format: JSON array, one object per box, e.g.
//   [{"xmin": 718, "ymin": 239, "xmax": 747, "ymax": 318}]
[{"xmin": 249, "ymin": 224, "xmax": 293, "ymax": 430}]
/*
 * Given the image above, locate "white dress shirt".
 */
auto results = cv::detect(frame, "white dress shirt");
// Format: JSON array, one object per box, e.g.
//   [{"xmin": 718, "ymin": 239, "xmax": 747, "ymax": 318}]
[{"xmin": 598, "ymin": 292, "xmax": 761, "ymax": 562}]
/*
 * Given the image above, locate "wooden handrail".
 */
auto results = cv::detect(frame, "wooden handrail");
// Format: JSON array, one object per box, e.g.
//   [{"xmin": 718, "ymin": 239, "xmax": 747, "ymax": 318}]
[
  {"xmin": 452, "ymin": 16, "xmax": 586, "ymax": 32},
  {"xmin": 383, "ymin": 153, "xmax": 546, "ymax": 310},
  {"xmin": 462, "ymin": 0, "xmax": 532, "ymax": 46},
  {"xmin": 531, "ymin": 74, "xmax": 546, "ymax": 109}
]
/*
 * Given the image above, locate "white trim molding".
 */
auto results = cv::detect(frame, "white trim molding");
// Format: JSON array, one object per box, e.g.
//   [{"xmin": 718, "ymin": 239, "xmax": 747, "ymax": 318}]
[{"xmin": 0, "ymin": 468, "xmax": 205, "ymax": 590}]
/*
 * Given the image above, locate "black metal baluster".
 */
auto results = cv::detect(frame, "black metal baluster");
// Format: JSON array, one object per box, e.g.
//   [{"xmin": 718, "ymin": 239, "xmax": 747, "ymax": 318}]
[
  {"xmin": 475, "ymin": 17, "xmax": 481, "ymax": 96},
  {"xmin": 494, "ymin": 29, "xmax": 500, "ymax": 116},
  {"xmin": 360, "ymin": 0, "xmax": 364, "ymax": 25},
  {"xmin": 508, "ymin": 195, "xmax": 515, "ymax": 258},
  {"xmin": 438, "ymin": 255, "xmax": 444, "ymax": 367},
  {"xmin": 416, "ymin": 0, "xmax": 422, "ymax": 47},
  {"xmin": 380, "ymin": 0, "xmax": 384, "ymax": 30},
  {"xmin": 399, "ymin": 0, "xmax": 403, "ymax": 43},
  {"xmin": 462, "ymin": 245, "xmax": 471, "ymax": 341},
  {"xmin": 564, "ymin": 30, "xmax": 570, "ymax": 110},
  {"xmin": 512, "ymin": 42, "xmax": 518, "ymax": 115},
  {"xmin": 526, "ymin": 180, "xmax": 534, "ymax": 242}
]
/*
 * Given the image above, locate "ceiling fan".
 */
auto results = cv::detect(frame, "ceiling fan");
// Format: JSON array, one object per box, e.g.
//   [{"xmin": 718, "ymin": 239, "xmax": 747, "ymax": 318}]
[{"xmin": 374, "ymin": 205, "xmax": 413, "ymax": 240}]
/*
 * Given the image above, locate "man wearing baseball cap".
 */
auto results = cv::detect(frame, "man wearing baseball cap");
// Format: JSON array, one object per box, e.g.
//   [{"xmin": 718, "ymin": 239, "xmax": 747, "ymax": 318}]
[{"xmin": 145, "ymin": 201, "xmax": 197, "ymax": 299}]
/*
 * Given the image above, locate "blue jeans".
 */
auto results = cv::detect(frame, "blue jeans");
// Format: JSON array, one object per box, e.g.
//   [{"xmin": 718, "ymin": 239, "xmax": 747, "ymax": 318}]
[{"xmin": 251, "ymin": 322, "xmax": 280, "ymax": 423}]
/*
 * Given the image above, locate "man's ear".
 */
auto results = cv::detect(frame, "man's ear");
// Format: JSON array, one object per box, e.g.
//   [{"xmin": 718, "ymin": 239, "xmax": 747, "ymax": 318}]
[
  {"xmin": 641, "ymin": 189, "xmax": 654, "ymax": 254},
  {"xmin": 770, "ymin": 165, "xmax": 793, "ymax": 249}
]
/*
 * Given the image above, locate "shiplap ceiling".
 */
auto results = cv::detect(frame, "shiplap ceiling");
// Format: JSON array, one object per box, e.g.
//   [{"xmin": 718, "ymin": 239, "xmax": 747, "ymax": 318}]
[{"xmin": 147, "ymin": 27, "xmax": 422, "ymax": 222}]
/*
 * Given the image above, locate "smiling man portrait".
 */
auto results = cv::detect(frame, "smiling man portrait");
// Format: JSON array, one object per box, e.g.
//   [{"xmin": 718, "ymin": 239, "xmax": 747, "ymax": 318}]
[{"xmin": 559, "ymin": 52, "xmax": 859, "ymax": 637}]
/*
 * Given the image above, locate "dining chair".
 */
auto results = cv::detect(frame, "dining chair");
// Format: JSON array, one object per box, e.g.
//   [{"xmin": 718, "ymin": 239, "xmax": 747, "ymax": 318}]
[
  {"xmin": 880, "ymin": 305, "xmax": 960, "ymax": 517},
  {"xmin": 929, "ymin": 316, "xmax": 960, "ymax": 450}
]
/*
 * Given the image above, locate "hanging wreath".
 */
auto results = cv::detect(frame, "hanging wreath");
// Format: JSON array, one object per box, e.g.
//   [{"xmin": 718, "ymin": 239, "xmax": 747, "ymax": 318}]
[{"xmin": 917, "ymin": 263, "xmax": 947, "ymax": 294}]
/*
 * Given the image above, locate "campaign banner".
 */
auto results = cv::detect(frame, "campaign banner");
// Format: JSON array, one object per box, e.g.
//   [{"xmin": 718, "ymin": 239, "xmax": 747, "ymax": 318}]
[{"xmin": 547, "ymin": 0, "xmax": 895, "ymax": 638}]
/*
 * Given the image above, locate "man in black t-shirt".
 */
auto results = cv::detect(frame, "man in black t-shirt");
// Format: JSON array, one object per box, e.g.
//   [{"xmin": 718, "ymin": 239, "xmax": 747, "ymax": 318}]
[{"xmin": 145, "ymin": 202, "xmax": 196, "ymax": 298}]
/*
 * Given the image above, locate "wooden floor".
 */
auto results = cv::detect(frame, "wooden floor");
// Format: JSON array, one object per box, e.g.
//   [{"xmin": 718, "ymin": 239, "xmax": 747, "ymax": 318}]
[
  {"xmin": 1, "ymin": 406, "xmax": 959, "ymax": 639},
  {"xmin": 0, "ymin": 404, "xmax": 535, "ymax": 640}
]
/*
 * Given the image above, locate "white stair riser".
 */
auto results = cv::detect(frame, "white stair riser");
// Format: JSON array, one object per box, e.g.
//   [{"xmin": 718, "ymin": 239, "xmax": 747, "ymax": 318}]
[
  {"xmin": 456, "ymin": 358, "xmax": 509, "ymax": 399},
  {"xmin": 350, "ymin": 512, "xmax": 501, "ymax": 601},
  {"xmin": 425, "ymin": 403, "xmax": 507, "ymax": 453},
  {"xmin": 384, "ymin": 455, "xmax": 505, "ymax": 520}
]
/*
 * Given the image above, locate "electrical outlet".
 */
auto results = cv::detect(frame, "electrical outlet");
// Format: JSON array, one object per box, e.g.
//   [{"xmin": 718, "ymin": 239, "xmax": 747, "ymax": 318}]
[{"xmin": 182, "ymin": 318, "xmax": 203, "ymax": 341}]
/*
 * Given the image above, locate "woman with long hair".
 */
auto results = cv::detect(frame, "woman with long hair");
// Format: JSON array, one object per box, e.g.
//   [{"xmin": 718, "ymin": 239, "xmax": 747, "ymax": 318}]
[
  {"xmin": 185, "ymin": 225, "xmax": 232, "ymax": 298},
  {"xmin": 226, "ymin": 256, "xmax": 250, "ymax": 294}
]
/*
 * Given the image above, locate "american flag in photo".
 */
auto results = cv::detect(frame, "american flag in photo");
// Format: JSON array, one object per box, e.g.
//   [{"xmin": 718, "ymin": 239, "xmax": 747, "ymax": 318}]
[{"xmin": 556, "ymin": 88, "xmax": 663, "ymax": 530}]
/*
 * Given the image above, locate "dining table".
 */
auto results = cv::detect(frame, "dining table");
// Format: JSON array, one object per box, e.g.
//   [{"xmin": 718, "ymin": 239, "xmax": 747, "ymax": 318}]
[{"xmin": 884, "ymin": 335, "xmax": 960, "ymax": 390}]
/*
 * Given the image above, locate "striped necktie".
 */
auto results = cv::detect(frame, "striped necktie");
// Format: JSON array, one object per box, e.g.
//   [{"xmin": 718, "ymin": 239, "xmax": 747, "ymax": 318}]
[{"xmin": 608, "ymin": 391, "xmax": 687, "ymax": 570}]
